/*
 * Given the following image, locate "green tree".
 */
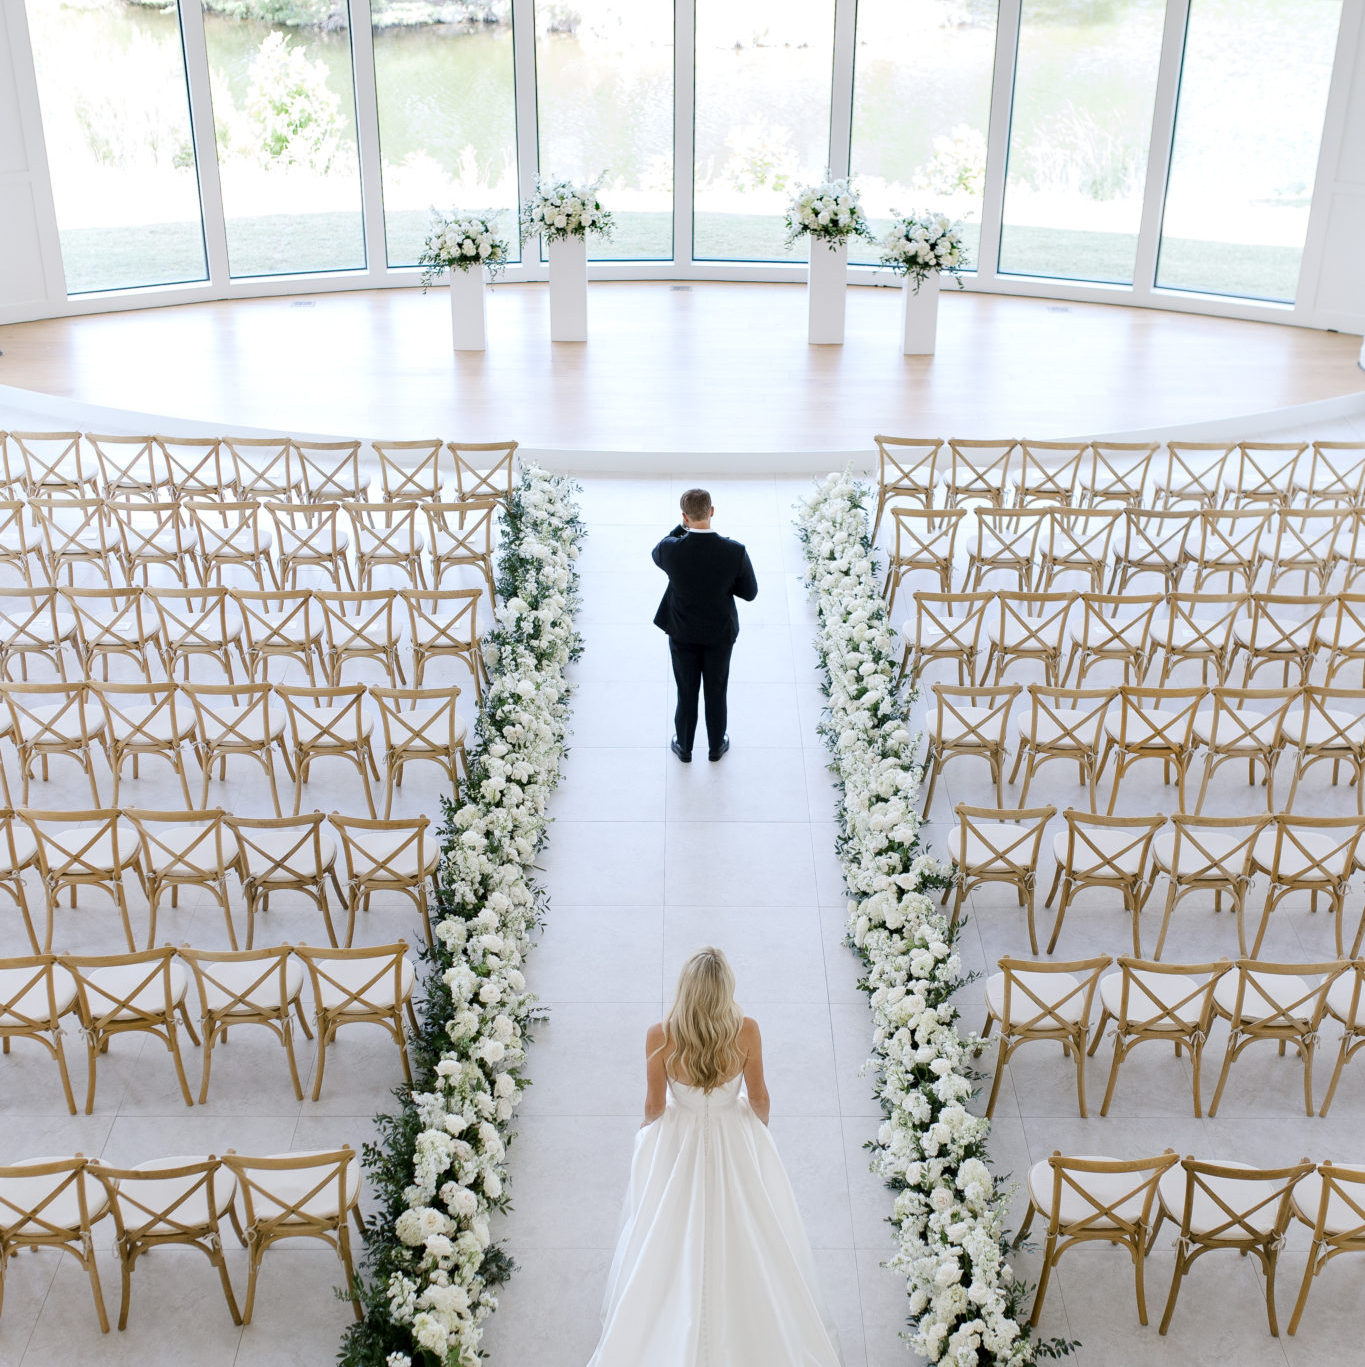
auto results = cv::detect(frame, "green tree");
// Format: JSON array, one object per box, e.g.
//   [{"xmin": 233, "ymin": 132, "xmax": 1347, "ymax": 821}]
[{"xmin": 245, "ymin": 30, "xmax": 343, "ymax": 171}]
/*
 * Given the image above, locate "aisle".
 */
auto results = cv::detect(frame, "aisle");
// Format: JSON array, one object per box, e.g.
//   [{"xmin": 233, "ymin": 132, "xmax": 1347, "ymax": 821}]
[{"xmin": 481, "ymin": 476, "xmax": 907, "ymax": 1366}]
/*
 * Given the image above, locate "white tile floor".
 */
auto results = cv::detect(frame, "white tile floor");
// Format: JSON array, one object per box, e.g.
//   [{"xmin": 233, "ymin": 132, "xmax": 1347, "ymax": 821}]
[{"xmin": 7, "ymin": 426, "xmax": 1365, "ymax": 1365}]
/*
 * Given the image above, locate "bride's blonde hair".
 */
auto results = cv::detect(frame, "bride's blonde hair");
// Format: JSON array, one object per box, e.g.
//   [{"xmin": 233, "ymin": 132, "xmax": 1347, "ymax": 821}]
[{"xmin": 664, "ymin": 947, "xmax": 744, "ymax": 1092}]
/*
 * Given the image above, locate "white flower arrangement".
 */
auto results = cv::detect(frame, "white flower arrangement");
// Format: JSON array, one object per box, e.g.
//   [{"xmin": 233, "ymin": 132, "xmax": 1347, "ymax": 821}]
[
  {"xmin": 880, "ymin": 210, "xmax": 969, "ymax": 293},
  {"xmin": 345, "ymin": 466, "xmax": 584, "ymax": 1367},
  {"xmin": 797, "ymin": 473, "xmax": 1071, "ymax": 1367},
  {"xmin": 418, "ymin": 210, "xmax": 513, "ymax": 290},
  {"xmin": 784, "ymin": 177, "xmax": 875, "ymax": 249},
  {"xmin": 519, "ymin": 175, "xmax": 614, "ymax": 245}
]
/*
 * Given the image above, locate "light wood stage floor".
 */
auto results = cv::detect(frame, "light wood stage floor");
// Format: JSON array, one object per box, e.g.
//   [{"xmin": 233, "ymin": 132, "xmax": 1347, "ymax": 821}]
[{"xmin": 1, "ymin": 282, "xmax": 1362, "ymax": 455}]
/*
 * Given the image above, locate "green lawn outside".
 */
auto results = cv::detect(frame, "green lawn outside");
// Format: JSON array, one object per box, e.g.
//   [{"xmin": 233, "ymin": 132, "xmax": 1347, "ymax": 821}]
[{"xmin": 59, "ymin": 213, "xmax": 1300, "ymax": 307}]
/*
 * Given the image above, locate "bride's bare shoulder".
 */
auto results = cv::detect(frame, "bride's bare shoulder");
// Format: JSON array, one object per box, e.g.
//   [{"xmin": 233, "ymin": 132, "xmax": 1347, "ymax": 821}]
[
  {"xmin": 645, "ymin": 1021, "xmax": 667, "ymax": 1052},
  {"xmin": 739, "ymin": 1016, "xmax": 762, "ymax": 1040}
]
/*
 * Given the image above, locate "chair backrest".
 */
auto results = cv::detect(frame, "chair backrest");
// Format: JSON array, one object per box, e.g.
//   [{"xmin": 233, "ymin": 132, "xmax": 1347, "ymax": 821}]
[
  {"xmin": 1118, "ymin": 507, "xmax": 1196, "ymax": 570},
  {"xmin": 0, "ymin": 681, "xmax": 95, "ymax": 748},
  {"xmin": 1156, "ymin": 592, "xmax": 1245, "ymax": 660},
  {"xmin": 59, "ymin": 585, "xmax": 151, "ymax": 645},
  {"xmin": 94, "ymin": 681, "xmax": 187, "ymax": 749},
  {"xmin": 291, "ymin": 440, "xmax": 365, "ymax": 501},
  {"xmin": 227, "ymin": 810, "xmax": 331, "ymax": 879},
  {"xmin": 187, "ymin": 499, "xmax": 272, "ymax": 561},
  {"xmin": 1073, "ymin": 593, "xmax": 1162, "ymax": 656},
  {"xmin": 1244, "ymin": 592, "xmax": 1329, "ymax": 654},
  {"xmin": 184, "ymin": 682, "xmax": 276, "ymax": 750},
  {"xmin": 1037, "ymin": 1149, "xmax": 1178, "ymax": 1237},
  {"xmin": 1200, "ymin": 686, "xmax": 1297, "ymax": 753},
  {"xmin": 1296, "ymin": 686, "xmax": 1365, "ymax": 755},
  {"xmin": 1167, "ymin": 1156, "xmax": 1313, "ymax": 1245},
  {"xmin": 931, "ymin": 683, "xmax": 1020, "ymax": 748},
  {"xmin": 220, "ymin": 1146, "xmax": 355, "ymax": 1234},
  {"xmin": 1015, "ymin": 440, "xmax": 1086, "ymax": 505},
  {"xmin": 224, "ymin": 436, "xmax": 298, "ymax": 500},
  {"xmin": 180, "ymin": 944, "xmax": 296, "ymax": 1021},
  {"xmin": 87, "ymin": 433, "xmax": 166, "ymax": 497},
  {"xmin": 424, "ymin": 499, "xmax": 500, "ymax": 556},
  {"xmin": 954, "ymin": 804, "xmax": 1055, "ymax": 872},
  {"xmin": 31, "ymin": 495, "xmax": 116, "ymax": 562},
  {"xmin": 447, "ymin": 440, "xmax": 517, "ymax": 503},
  {"xmin": 995, "ymin": 955, "xmax": 1110, "ymax": 1035},
  {"xmin": 345, "ymin": 501, "xmax": 425, "ymax": 556},
  {"xmin": 1221, "ymin": 958, "xmax": 1347, "ymax": 1032},
  {"xmin": 945, "ymin": 438, "xmax": 1017, "ymax": 504},
  {"xmin": 315, "ymin": 589, "xmax": 400, "ymax": 649},
  {"xmin": 1112, "ymin": 685, "xmax": 1205, "ymax": 752},
  {"xmin": 8, "ymin": 431, "xmax": 89, "ymax": 494},
  {"xmin": 993, "ymin": 590, "xmax": 1076, "ymax": 659},
  {"xmin": 1109, "ymin": 955, "xmax": 1229, "ymax": 1034},
  {"xmin": 125, "ymin": 807, "xmax": 229, "ymax": 878},
  {"xmin": 329, "ymin": 811, "xmax": 430, "ymax": 883},
  {"xmin": 400, "ymin": 587, "xmax": 483, "ymax": 652},
  {"xmin": 20, "ymin": 808, "xmax": 131, "ymax": 879},
  {"xmin": 1303, "ymin": 440, "xmax": 1365, "ymax": 505},
  {"xmin": 970, "ymin": 506, "xmax": 1046, "ymax": 576},
  {"xmin": 1165, "ymin": 812, "xmax": 1267, "ymax": 881},
  {"xmin": 1262, "ymin": 813, "xmax": 1365, "ymax": 884},
  {"xmin": 63, "ymin": 946, "xmax": 182, "ymax": 1029},
  {"xmin": 1230, "ymin": 441, "xmax": 1306, "ymax": 505},
  {"xmin": 294, "ymin": 941, "xmax": 410, "ymax": 1015},
  {"xmin": 1195, "ymin": 508, "xmax": 1272, "ymax": 586},
  {"xmin": 146, "ymin": 585, "xmax": 235, "ymax": 648},
  {"xmin": 0, "ymin": 1154, "xmax": 103, "ymax": 1241},
  {"xmin": 1268, "ymin": 508, "xmax": 1350, "ymax": 582},
  {"xmin": 1297, "ymin": 1161, "xmax": 1365, "ymax": 1245},
  {"xmin": 231, "ymin": 588, "xmax": 317, "ymax": 650},
  {"xmin": 910, "ymin": 590, "xmax": 993, "ymax": 656},
  {"xmin": 1043, "ymin": 506, "xmax": 1122, "ymax": 571},
  {"xmin": 369, "ymin": 685, "xmax": 462, "ymax": 753},
  {"xmin": 374, "ymin": 438, "xmax": 446, "ymax": 502},
  {"xmin": 886, "ymin": 506, "xmax": 964, "ymax": 587},
  {"xmin": 874, "ymin": 435, "xmax": 941, "ymax": 504},
  {"xmin": 1160, "ymin": 441, "xmax": 1234, "ymax": 506},
  {"xmin": 95, "ymin": 1154, "xmax": 233, "ymax": 1243},
  {"xmin": 276, "ymin": 683, "xmax": 371, "ymax": 747},
  {"xmin": 1083, "ymin": 441, "xmax": 1157, "ymax": 505},
  {"xmin": 1023, "ymin": 684, "xmax": 1115, "ymax": 749},
  {"xmin": 0, "ymin": 953, "xmax": 72, "ymax": 1033},
  {"xmin": 1059, "ymin": 809, "xmax": 1165, "ymax": 880},
  {"xmin": 153, "ymin": 436, "xmax": 226, "ymax": 497}
]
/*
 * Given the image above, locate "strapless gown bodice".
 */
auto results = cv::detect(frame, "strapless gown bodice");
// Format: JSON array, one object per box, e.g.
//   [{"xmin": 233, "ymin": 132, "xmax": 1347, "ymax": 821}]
[{"xmin": 585, "ymin": 1073, "xmax": 843, "ymax": 1367}]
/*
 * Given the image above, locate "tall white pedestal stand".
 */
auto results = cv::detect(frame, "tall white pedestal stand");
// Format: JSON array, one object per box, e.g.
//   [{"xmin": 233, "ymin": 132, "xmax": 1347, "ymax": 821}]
[
  {"xmin": 900, "ymin": 272, "xmax": 941, "ymax": 355},
  {"xmin": 448, "ymin": 267, "xmax": 487, "ymax": 351},
  {"xmin": 807, "ymin": 238, "xmax": 848, "ymax": 345},
  {"xmin": 548, "ymin": 234, "xmax": 588, "ymax": 342}
]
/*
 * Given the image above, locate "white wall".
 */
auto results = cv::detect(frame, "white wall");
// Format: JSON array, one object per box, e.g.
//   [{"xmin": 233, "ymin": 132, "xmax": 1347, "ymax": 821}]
[{"xmin": 0, "ymin": 0, "xmax": 62, "ymax": 316}]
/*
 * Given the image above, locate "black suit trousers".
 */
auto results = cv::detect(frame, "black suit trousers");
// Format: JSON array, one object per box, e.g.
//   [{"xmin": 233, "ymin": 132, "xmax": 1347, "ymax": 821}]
[{"xmin": 669, "ymin": 638, "xmax": 732, "ymax": 754}]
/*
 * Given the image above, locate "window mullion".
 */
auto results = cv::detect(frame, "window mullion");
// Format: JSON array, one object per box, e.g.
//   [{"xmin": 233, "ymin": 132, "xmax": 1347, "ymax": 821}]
[
  {"xmin": 675, "ymin": 0, "xmax": 695, "ymax": 266},
  {"xmin": 976, "ymin": 0, "xmax": 1021, "ymax": 286},
  {"xmin": 347, "ymin": 0, "xmax": 388, "ymax": 279},
  {"xmin": 512, "ymin": 0, "xmax": 543, "ymax": 275},
  {"xmin": 178, "ymin": 0, "xmax": 229, "ymax": 286},
  {"xmin": 827, "ymin": 0, "xmax": 857, "ymax": 179}
]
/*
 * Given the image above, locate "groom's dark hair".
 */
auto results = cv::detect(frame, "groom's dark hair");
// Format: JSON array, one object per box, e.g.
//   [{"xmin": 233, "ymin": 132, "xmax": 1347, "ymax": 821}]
[{"xmin": 680, "ymin": 488, "xmax": 712, "ymax": 521}]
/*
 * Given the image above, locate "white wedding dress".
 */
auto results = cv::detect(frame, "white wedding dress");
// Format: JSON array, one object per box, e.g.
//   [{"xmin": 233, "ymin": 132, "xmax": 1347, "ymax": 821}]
[{"xmin": 587, "ymin": 1071, "xmax": 844, "ymax": 1367}]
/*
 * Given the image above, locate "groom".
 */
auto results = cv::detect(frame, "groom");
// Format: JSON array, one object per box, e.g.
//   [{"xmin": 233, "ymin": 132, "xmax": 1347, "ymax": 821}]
[{"xmin": 652, "ymin": 488, "xmax": 758, "ymax": 763}]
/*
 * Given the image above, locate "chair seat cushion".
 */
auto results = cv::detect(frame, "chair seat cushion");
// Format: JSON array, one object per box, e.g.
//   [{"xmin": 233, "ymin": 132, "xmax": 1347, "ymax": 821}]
[
  {"xmin": 986, "ymin": 969, "xmax": 1085, "ymax": 1025},
  {"xmin": 1213, "ymin": 971, "xmax": 1315, "ymax": 1024},
  {"xmin": 0, "ymin": 827, "xmax": 37, "ymax": 874},
  {"xmin": 925, "ymin": 706, "xmax": 1005, "ymax": 747},
  {"xmin": 389, "ymin": 706, "xmax": 468, "ymax": 748},
  {"xmin": 108, "ymin": 705, "xmax": 196, "ymax": 743},
  {"xmin": 0, "ymin": 1158, "xmax": 110, "ymax": 1231},
  {"xmin": 26, "ymin": 704, "xmax": 105, "ymax": 740},
  {"xmin": 1152, "ymin": 829, "xmax": 1257, "ymax": 873},
  {"xmin": 949, "ymin": 823, "xmax": 1039, "ymax": 870},
  {"xmin": 241, "ymin": 1150, "xmax": 356, "ymax": 1220},
  {"xmin": 197, "ymin": 958, "xmax": 304, "ymax": 1014},
  {"xmin": 1017, "ymin": 711, "xmax": 1105, "ymax": 749},
  {"xmin": 1251, "ymin": 828, "xmax": 1343, "ymax": 880},
  {"xmin": 1053, "ymin": 828, "xmax": 1147, "ymax": 876},
  {"xmin": 314, "ymin": 956, "xmax": 415, "ymax": 1010},
  {"xmin": 236, "ymin": 830, "xmax": 337, "ymax": 876},
  {"xmin": 49, "ymin": 827, "xmax": 137, "ymax": 872},
  {"xmin": 1324, "ymin": 972, "xmax": 1363, "ymax": 1024},
  {"xmin": 119, "ymin": 1156, "xmax": 237, "ymax": 1229},
  {"xmin": 1104, "ymin": 708, "xmax": 1191, "ymax": 748},
  {"xmin": 345, "ymin": 831, "xmax": 440, "ymax": 881},
  {"xmin": 292, "ymin": 706, "xmax": 375, "ymax": 742},
  {"xmin": 84, "ymin": 960, "xmax": 189, "ymax": 1020},
  {"xmin": 1193, "ymin": 708, "xmax": 1283, "ymax": 747},
  {"xmin": 1291, "ymin": 1165, "xmax": 1365, "ymax": 1233}
]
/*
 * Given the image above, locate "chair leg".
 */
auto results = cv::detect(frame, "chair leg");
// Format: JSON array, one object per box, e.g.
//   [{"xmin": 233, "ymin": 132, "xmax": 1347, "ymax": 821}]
[
  {"xmin": 1318, "ymin": 1034, "xmax": 1355, "ymax": 1116},
  {"xmin": 1029, "ymin": 1233, "xmax": 1057, "ymax": 1327},
  {"xmin": 198, "ymin": 1024, "xmax": 217, "ymax": 1105},
  {"xmin": 165, "ymin": 1022, "xmax": 195, "ymax": 1108},
  {"xmin": 984, "ymin": 1037, "xmax": 1009, "ymax": 1118},
  {"xmin": 1286, "ymin": 1239, "xmax": 1320, "ymax": 1336},
  {"xmin": 83, "ymin": 1236, "xmax": 110, "ymax": 1333},
  {"xmin": 1207, "ymin": 1035, "xmax": 1240, "ymax": 1117},
  {"xmin": 1157, "ymin": 1244, "xmax": 1187, "ymax": 1334},
  {"xmin": 1073, "ymin": 1029, "xmax": 1089, "ymax": 1117},
  {"xmin": 1098, "ymin": 1036, "xmax": 1125, "ymax": 1117}
]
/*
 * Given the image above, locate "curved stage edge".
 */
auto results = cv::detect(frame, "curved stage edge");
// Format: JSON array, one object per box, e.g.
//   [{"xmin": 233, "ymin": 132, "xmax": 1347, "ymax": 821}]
[{"xmin": 0, "ymin": 283, "xmax": 1363, "ymax": 474}]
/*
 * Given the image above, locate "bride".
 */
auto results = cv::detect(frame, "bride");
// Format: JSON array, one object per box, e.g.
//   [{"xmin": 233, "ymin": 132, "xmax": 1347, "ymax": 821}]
[{"xmin": 586, "ymin": 946, "xmax": 843, "ymax": 1366}]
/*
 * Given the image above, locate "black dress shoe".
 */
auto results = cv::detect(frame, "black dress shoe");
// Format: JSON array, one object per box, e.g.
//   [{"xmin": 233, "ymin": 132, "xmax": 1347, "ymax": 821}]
[
  {"xmin": 708, "ymin": 736, "xmax": 730, "ymax": 762},
  {"xmin": 670, "ymin": 737, "xmax": 692, "ymax": 763}
]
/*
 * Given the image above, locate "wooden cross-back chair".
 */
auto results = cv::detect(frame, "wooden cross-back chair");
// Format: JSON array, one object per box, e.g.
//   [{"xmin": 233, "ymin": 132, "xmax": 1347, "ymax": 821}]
[
  {"xmin": 1228, "ymin": 592, "xmax": 1328, "ymax": 688},
  {"xmin": 1013, "ymin": 439, "xmax": 1085, "ymax": 507},
  {"xmin": 374, "ymin": 437, "xmax": 446, "ymax": 503},
  {"xmin": 147, "ymin": 585, "xmax": 249, "ymax": 683},
  {"xmin": 1298, "ymin": 439, "xmax": 1365, "ymax": 506},
  {"xmin": 1109, "ymin": 507, "xmax": 1196, "ymax": 596},
  {"xmin": 1149, "ymin": 812, "xmax": 1268, "ymax": 959},
  {"xmin": 231, "ymin": 588, "xmax": 325, "ymax": 684},
  {"xmin": 30, "ymin": 496, "xmax": 118, "ymax": 585},
  {"xmin": 448, "ymin": 438, "xmax": 517, "ymax": 505},
  {"xmin": 1287, "ymin": 1161, "xmax": 1365, "ymax": 1335},
  {"xmin": 1017, "ymin": 1149, "xmax": 1179, "ymax": 1329},
  {"xmin": 982, "ymin": 589, "xmax": 1075, "ymax": 686},
  {"xmin": 291, "ymin": 439, "xmax": 366, "ymax": 502},
  {"xmin": 1265, "ymin": 508, "xmax": 1350, "ymax": 593},
  {"xmin": 943, "ymin": 438, "xmax": 1017, "ymax": 509},
  {"xmin": 126, "ymin": 807, "xmax": 237, "ymax": 946},
  {"xmin": 94, "ymin": 1155, "xmax": 242, "ymax": 1329},
  {"xmin": 180, "ymin": 944, "xmax": 311, "ymax": 1103},
  {"xmin": 315, "ymin": 589, "xmax": 406, "ymax": 686},
  {"xmin": 0, "ymin": 1154, "xmax": 111, "ymax": 1330},
  {"xmin": 883, "ymin": 506, "xmax": 964, "ymax": 608},
  {"xmin": 965, "ymin": 506, "xmax": 1045, "ymax": 591},
  {"xmin": 154, "ymin": 436, "xmax": 228, "ymax": 499},
  {"xmin": 294, "ymin": 942, "xmax": 415, "ymax": 1100},
  {"xmin": 981, "ymin": 955, "xmax": 1110, "ymax": 1116},
  {"xmin": 948, "ymin": 803, "xmax": 1056, "ymax": 952},
  {"xmin": 921, "ymin": 683, "xmax": 1020, "ymax": 814},
  {"xmin": 1062, "ymin": 592, "xmax": 1162, "ymax": 686},
  {"xmin": 1, "ymin": 681, "xmax": 106, "ymax": 807},
  {"xmin": 0, "ymin": 952, "xmax": 79, "ymax": 1113},
  {"xmin": 224, "ymin": 436, "xmax": 300, "ymax": 502},
  {"xmin": 0, "ymin": 498, "xmax": 39, "ymax": 586},
  {"xmin": 1008, "ymin": 683, "xmax": 1114, "ymax": 806},
  {"xmin": 108, "ymin": 498, "xmax": 198, "ymax": 587},
  {"xmin": 94, "ymin": 680, "xmax": 197, "ymax": 808},
  {"xmin": 369, "ymin": 684, "xmax": 469, "ymax": 816},
  {"xmin": 275, "ymin": 682, "xmax": 380, "ymax": 817},
  {"xmin": 1154, "ymin": 440, "xmax": 1233, "ymax": 508},
  {"xmin": 1088, "ymin": 956, "xmax": 1229, "ymax": 1116},
  {"xmin": 265, "ymin": 500, "xmax": 354, "ymax": 590},
  {"xmin": 0, "ymin": 809, "xmax": 39, "ymax": 949},
  {"xmin": 188, "ymin": 500, "xmax": 279, "ymax": 590},
  {"xmin": 1036, "ymin": 506, "xmax": 1121, "ymax": 592},
  {"xmin": 8, "ymin": 431, "xmax": 93, "ymax": 498},
  {"xmin": 1193, "ymin": 508, "xmax": 1272, "ymax": 592},
  {"xmin": 871, "ymin": 435, "xmax": 941, "ymax": 535},
  {"xmin": 1098, "ymin": 684, "xmax": 1206, "ymax": 813},
  {"xmin": 1285, "ymin": 686, "xmax": 1365, "ymax": 813},
  {"xmin": 1044, "ymin": 809, "xmax": 1164, "ymax": 955},
  {"xmin": 87, "ymin": 433, "xmax": 166, "ymax": 501},
  {"xmin": 900, "ymin": 590, "xmax": 993, "ymax": 685},
  {"xmin": 1318, "ymin": 593, "xmax": 1365, "ymax": 686},
  {"xmin": 423, "ymin": 498, "xmax": 499, "ymax": 598},
  {"xmin": 184, "ymin": 680, "xmax": 293, "ymax": 816},
  {"xmin": 225, "ymin": 811, "xmax": 345, "ymax": 949},
  {"xmin": 1249, "ymin": 814, "xmax": 1365, "ymax": 958},
  {"xmin": 63, "ymin": 946, "xmax": 198, "ymax": 1113},
  {"xmin": 402, "ymin": 587, "xmax": 487, "ymax": 695},
  {"xmin": 1151, "ymin": 592, "xmax": 1246, "ymax": 686},
  {"xmin": 345, "ymin": 500, "xmax": 427, "ymax": 590},
  {"xmin": 219, "ymin": 1147, "xmax": 363, "ymax": 1325},
  {"xmin": 1190, "ymin": 684, "xmax": 1296, "ymax": 812},
  {"xmin": 1227, "ymin": 441, "xmax": 1306, "ymax": 508},
  {"xmin": 1152, "ymin": 1156, "xmax": 1314, "ymax": 1336},
  {"xmin": 329, "ymin": 811, "xmax": 438, "ymax": 945},
  {"xmin": 1080, "ymin": 441, "xmax": 1157, "ymax": 507},
  {"xmin": 1207, "ymin": 958, "xmax": 1348, "ymax": 1117},
  {"xmin": 0, "ymin": 588, "xmax": 72, "ymax": 683},
  {"xmin": 59, "ymin": 585, "xmax": 160, "ymax": 682}
]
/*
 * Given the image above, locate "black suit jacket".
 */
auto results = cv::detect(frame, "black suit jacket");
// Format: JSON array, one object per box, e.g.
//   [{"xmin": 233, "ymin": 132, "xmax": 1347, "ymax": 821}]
[{"xmin": 652, "ymin": 527, "xmax": 758, "ymax": 645}]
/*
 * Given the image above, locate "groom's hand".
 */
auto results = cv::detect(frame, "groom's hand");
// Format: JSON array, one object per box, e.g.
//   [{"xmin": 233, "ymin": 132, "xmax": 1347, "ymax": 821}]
[{"xmin": 669, "ymin": 523, "xmax": 687, "ymax": 538}]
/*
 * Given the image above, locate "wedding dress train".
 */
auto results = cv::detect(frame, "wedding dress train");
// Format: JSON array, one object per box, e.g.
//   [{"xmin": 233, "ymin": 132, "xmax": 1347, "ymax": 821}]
[{"xmin": 587, "ymin": 1072, "xmax": 844, "ymax": 1367}]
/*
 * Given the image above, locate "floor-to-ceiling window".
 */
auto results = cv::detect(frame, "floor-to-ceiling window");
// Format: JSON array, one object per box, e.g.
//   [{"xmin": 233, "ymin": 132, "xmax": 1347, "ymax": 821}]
[
  {"xmin": 693, "ymin": 0, "xmax": 837, "ymax": 263},
  {"xmin": 24, "ymin": 0, "xmax": 208, "ymax": 293},
  {"xmin": 202, "ymin": 1, "xmax": 365, "ymax": 276},
  {"xmin": 534, "ymin": 0, "xmax": 674, "ymax": 260},
  {"xmin": 848, "ymin": 0, "xmax": 999, "ymax": 270},
  {"xmin": 1156, "ymin": 0, "xmax": 1343, "ymax": 303},
  {"xmin": 372, "ymin": 3, "xmax": 520, "ymax": 269},
  {"xmin": 998, "ymin": 0, "xmax": 1166, "ymax": 285}
]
